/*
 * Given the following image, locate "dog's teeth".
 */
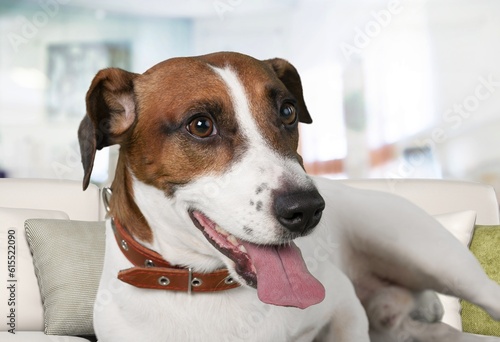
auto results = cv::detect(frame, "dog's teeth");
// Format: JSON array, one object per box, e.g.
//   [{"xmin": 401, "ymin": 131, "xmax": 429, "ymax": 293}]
[
  {"xmin": 227, "ymin": 235, "xmax": 239, "ymax": 246},
  {"xmin": 238, "ymin": 245, "xmax": 247, "ymax": 253},
  {"xmin": 215, "ymin": 225, "xmax": 227, "ymax": 236}
]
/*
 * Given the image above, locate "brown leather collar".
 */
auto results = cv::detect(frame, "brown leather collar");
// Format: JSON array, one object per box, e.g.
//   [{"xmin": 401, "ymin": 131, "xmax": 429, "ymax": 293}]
[{"xmin": 111, "ymin": 218, "xmax": 240, "ymax": 293}]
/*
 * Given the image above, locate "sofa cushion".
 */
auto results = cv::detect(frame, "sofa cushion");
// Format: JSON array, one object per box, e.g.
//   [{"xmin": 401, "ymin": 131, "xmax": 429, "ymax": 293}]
[
  {"xmin": 1, "ymin": 331, "xmax": 94, "ymax": 341},
  {"xmin": 25, "ymin": 219, "xmax": 105, "ymax": 336},
  {"xmin": 433, "ymin": 210, "xmax": 477, "ymax": 331},
  {"xmin": 0, "ymin": 207, "xmax": 69, "ymax": 332},
  {"xmin": 461, "ymin": 225, "xmax": 500, "ymax": 336}
]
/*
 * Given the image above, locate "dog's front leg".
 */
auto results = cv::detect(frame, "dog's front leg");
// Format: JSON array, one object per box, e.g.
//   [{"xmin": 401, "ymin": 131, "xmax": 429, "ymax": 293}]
[
  {"xmin": 371, "ymin": 317, "xmax": 500, "ymax": 342},
  {"xmin": 331, "ymin": 182, "xmax": 500, "ymax": 322},
  {"xmin": 364, "ymin": 287, "xmax": 500, "ymax": 342}
]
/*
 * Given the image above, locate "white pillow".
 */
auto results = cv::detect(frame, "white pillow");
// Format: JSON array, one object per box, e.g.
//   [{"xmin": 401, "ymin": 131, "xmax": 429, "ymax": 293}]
[
  {"xmin": 435, "ymin": 210, "xmax": 477, "ymax": 247},
  {"xmin": 433, "ymin": 210, "xmax": 477, "ymax": 331},
  {"xmin": 0, "ymin": 207, "xmax": 69, "ymax": 332}
]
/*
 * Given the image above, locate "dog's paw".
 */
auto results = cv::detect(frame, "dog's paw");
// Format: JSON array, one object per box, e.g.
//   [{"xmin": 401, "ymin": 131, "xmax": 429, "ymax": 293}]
[
  {"xmin": 410, "ymin": 290, "xmax": 444, "ymax": 323},
  {"xmin": 366, "ymin": 286, "xmax": 415, "ymax": 332}
]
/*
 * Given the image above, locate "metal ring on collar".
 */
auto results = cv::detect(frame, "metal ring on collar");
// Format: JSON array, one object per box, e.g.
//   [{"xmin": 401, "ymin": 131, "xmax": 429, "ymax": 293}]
[{"xmin": 102, "ymin": 187, "xmax": 113, "ymax": 214}]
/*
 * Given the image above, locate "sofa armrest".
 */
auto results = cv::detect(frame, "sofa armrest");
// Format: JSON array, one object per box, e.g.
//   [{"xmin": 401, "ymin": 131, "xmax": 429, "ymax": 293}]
[
  {"xmin": 0, "ymin": 178, "xmax": 104, "ymax": 221},
  {"xmin": 329, "ymin": 177, "xmax": 500, "ymax": 225}
]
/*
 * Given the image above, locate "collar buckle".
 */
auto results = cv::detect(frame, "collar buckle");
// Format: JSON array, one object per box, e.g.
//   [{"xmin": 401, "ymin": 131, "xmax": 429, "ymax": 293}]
[{"xmin": 188, "ymin": 268, "xmax": 203, "ymax": 295}]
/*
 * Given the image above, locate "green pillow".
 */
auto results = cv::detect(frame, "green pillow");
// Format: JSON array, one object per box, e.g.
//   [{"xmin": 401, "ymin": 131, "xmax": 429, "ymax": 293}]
[{"xmin": 461, "ymin": 225, "xmax": 500, "ymax": 336}]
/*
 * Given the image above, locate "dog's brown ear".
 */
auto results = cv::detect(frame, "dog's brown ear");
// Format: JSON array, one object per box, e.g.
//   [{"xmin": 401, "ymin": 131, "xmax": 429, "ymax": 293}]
[
  {"xmin": 78, "ymin": 68, "xmax": 138, "ymax": 190},
  {"xmin": 264, "ymin": 58, "xmax": 312, "ymax": 124}
]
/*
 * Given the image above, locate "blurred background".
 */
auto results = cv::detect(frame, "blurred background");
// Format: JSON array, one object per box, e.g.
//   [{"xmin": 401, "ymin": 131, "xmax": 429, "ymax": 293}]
[{"xmin": 1, "ymin": 0, "xmax": 499, "ymax": 198}]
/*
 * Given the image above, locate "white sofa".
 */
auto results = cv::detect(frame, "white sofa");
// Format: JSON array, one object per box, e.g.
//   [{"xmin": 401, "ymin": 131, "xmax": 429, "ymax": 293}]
[{"xmin": 0, "ymin": 177, "xmax": 498, "ymax": 341}]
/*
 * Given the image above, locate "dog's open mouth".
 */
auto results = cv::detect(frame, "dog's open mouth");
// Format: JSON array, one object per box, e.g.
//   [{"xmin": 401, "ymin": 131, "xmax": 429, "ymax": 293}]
[{"xmin": 189, "ymin": 210, "xmax": 325, "ymax": 309}]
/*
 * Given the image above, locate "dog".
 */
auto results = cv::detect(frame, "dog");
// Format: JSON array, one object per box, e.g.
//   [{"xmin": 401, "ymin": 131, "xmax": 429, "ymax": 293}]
[{"xmin": 78, "ymin": 51, "xmax": 500, "ymax": 341}]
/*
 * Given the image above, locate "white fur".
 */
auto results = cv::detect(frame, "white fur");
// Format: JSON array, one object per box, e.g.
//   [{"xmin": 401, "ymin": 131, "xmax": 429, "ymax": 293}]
[
  {"xmin": 93, "ymin": 66, "xmax": 500, "ymax": 342},
  {"xmin": 211, "ymin": 66, "xmax": 265, "ymax": 147}
]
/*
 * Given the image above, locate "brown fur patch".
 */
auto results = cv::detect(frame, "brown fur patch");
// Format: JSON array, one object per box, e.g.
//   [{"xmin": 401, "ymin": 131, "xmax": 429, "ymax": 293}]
[
  {"xmin": 124, "ymin": 56, "xmax": 247, "ymax": 196},
  {"xmin": 110, "ymin": 154, "xmax": 153, "ymax": 243},
  {"xmin": 200, "ymin": 53, "xmax": 303, "ymax": 162}
]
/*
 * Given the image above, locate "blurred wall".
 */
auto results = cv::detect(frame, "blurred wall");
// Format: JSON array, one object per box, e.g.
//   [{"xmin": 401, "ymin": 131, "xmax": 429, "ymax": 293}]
[{"xmin": 0, "ymin": 0, "xmax": 499, "ymax": 196}]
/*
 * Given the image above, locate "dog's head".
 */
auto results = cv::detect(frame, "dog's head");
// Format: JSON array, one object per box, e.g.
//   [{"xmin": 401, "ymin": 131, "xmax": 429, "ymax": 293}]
[{"xmin": 79, "ymin": 52, "xmax": 325, "ymax": 308}]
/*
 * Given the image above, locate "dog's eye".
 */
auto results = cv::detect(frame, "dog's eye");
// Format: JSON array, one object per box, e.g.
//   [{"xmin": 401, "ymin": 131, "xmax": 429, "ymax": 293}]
[
  {"xmin": 279, "ymin": 103, "xmax": 297, "ymax": 126},
  {"xmin": 187, "ymin": 115, "xmax": 217, "ymax": 138}
]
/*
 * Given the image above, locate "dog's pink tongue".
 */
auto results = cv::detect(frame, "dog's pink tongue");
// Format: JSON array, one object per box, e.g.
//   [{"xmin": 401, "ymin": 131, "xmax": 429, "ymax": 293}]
[{"xmin": 240, "ymin": 241, "xmax": 325, "ymax": 309}]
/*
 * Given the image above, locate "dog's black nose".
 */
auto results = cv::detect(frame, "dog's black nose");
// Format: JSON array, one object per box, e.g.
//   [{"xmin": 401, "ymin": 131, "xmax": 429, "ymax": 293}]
[{"xmin": 274, "ymin": 189, "xmax": 325, "ymax": 234}]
